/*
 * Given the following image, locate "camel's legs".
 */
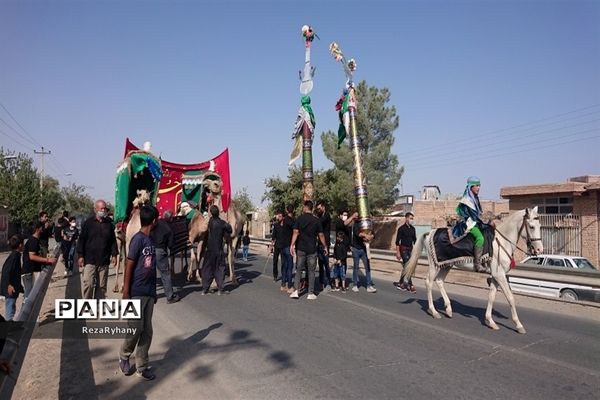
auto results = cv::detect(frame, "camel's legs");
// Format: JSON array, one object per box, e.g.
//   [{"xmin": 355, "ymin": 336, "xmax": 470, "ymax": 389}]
[
  {"xmin": 227, "ymin": 241, "xmax": 237, "ymax": 285},
  {"xmin": 188, "ymin": 243, "xmax": 199, "ymax": 282}
]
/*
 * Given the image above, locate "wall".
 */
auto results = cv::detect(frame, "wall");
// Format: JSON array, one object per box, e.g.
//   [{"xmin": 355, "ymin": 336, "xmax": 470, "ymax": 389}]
[
  {"xmin": 574, "ymin": 191, "xmax": 599, "ymax": 267},
  {"xmin": 506, "ymin": 193, "xmax": 600, "ymax": 267}
]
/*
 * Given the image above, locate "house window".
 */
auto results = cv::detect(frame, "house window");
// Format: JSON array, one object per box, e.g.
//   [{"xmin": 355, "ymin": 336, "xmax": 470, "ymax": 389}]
[{"xmin": 530, "ymin": 197, "xmax": 573, "ymax": 214}]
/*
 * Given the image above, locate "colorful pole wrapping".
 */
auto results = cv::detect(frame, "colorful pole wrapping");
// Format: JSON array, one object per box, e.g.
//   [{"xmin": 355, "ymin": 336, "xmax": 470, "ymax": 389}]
[
  {"xmin": 289, "ymin": 25, "xmax": 317, "ymax": 202},
  {"xmin": 330, "ymin": 42, "xmax": 373, "ymax": 237}
]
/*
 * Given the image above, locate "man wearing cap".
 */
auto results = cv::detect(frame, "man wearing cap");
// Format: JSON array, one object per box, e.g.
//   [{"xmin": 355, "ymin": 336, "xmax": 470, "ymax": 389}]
[{"xmin": 453, "ymin": 176, "xmax": 489, "ymax": 273}]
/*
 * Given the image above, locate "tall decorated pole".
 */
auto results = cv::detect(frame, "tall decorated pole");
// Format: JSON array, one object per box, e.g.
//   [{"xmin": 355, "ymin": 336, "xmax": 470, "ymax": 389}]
[
  {"xmin": 289, "ymin": 25, "xmax": 318, "ymax": 202},
  {"xmin": 330, "ymin": 42, "xmax": 373, "ymax": 240}
]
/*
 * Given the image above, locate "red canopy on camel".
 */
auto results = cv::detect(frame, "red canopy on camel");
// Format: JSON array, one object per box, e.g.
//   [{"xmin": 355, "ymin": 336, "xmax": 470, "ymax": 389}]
[{"xmin": 123, "ymin": 138, "xmax": 232, "ymax": 216}]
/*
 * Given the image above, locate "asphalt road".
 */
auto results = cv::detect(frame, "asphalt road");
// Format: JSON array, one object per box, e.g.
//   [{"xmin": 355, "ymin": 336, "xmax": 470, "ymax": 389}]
[{"xmin": 5, "ymin": 250, "xmax": 600, "ymax": 400}]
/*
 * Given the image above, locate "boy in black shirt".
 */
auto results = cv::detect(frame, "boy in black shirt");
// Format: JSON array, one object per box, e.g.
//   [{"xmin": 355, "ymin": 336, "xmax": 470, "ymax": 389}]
[
  {"xmin": 332, "ymin": 231, "xmax": 348, "ymax": 292},
  {"xmin": 1, "ymin": 235, "xmax": 25, "ymax": 320}
]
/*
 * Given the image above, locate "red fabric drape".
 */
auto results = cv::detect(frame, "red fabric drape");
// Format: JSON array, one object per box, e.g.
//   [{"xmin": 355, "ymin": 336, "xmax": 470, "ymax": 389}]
[{"xmin": 123, "ymin": 138, "xmax": 231, "ymax": 215}]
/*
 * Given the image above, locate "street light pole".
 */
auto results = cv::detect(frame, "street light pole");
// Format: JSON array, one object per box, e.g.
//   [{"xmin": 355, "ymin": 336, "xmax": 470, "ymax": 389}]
[
  {"xmin": 34, "ymin": 147, "xmax": 51, "ymax": 208},
  {"xmin": 34, "ymin": 147, "xmax": 51, "ymax": 190}
]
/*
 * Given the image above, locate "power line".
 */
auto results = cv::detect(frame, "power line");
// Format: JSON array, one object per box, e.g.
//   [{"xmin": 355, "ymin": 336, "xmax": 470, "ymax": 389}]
[
  {"xmin": 0, "ymin": 115, "xmax": 39, "ymax": 148},
  {"xmin": 0, "ymin": 127, "xmax": 36, "ymax": 152},
  {"xmin": 401, "ymin": 117, "xmax": 600, "ymax": 164},
  {"xmin": 397, "ymin": 104, "xmax": 600, "ymax": 157},
  {"xmin": 406, "ymin": 131, "xmax": 600, "ymax": 171},
  {"xmin": 0, "ymin": 101, "xmax": 43, "ymax": 148},
  {"xmin": 406, "ymin": 127, "xmax": 598, "ymax": 169}
]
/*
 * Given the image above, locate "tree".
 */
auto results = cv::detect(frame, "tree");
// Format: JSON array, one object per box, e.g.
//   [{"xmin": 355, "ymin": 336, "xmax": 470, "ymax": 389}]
[
  {"xmin": 40, "ymin": 176, "xmax": 65, "ymax": 218},
  {"xmin": 0, "ymin": 149, "xmax": 42, "ymax": 229},
  {"xmin": 61, "ymin": 183, "xmax": 95, "ymax": 217},
  {"xmin": 321, "ymin": 80, "xmax": 403, "ymax": 213},
  {"xmin": 232, "ymin": 187, "xmax": 256, "ymax": 216},
  {"xmin": 263, "ymin": 167, "xmax": 352, "ymax": 217},
  {"xmin": 263, "ymin": 167, "xmax": 305, "ymax": 216}
]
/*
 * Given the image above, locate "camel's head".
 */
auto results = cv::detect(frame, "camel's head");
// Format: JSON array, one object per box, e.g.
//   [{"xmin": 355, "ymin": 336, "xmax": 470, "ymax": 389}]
[
  {"xmin": 203, "ymin": 178, "xmax": 222, "ymax": 195},
  {"xmin": 179, "ymin": 202, "xmax": 192, "ymax": 216},
  {"xmin": 133, "ymin": 189, "xmax": 151, "ymax": 208}
]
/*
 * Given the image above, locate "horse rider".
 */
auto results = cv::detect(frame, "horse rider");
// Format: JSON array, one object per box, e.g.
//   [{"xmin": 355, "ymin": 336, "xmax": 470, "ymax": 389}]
[{"xmin": 453, "ymin": 176, "xmax": 490, "ymax": 273}]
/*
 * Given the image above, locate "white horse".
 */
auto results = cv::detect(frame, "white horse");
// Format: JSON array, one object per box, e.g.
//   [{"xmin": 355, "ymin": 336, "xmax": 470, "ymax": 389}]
[{"xmin": 401, "ymin": 207, "xmax": 543, "ymax": 334}]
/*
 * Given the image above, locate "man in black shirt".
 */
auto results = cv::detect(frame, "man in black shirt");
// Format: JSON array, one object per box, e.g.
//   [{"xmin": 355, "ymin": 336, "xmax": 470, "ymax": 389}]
[
  {"xmin": 201, "ymin": 205, "xmax": 233, "ymax": 295},
  {"xmin": 55, "ymin": 210, "xmax": 69, "ymax": 268},
  {"xmin": 393, "ymin": 212, "xmax": 417, "ymax": 293},
  {"xmin": 38, "ymin": 211, "xmax": 53, "ymax": 257},
  {"xmin": 270, "ymin": 205, "xmax": 295, "ymax": 282},
  {"xmin": 289, "ymin": 200, "xmax": 328, "ymax": 300},
  {"xmin": 315, "ymin": 200, "xmax": 332, "ymax": 291},
  {"xmin": 22, "ymin": 222, "xmax": 57, "ymax": 302},
  {"xmin": 271, "ymin": 208, "xmax": 295, "ymax": 292},
  {"xmin": 77, "ymin": 199, "xmax": 118, "ymax": 299},
  {"xmin": 151, "ymin": 210, "xmax": 179, "ymax": 303}
]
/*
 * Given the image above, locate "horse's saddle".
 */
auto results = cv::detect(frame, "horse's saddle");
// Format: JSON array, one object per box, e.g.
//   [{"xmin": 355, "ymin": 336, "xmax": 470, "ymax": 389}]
[{"xmin": 429, "ymin": 228, "xmax": 495, "ymax": 267}]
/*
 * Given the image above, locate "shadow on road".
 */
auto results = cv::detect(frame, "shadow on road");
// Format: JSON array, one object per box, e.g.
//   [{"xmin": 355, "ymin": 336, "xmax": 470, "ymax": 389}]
[
  {"xmin": 94, "ymin": 321, "xmax": 295, "ymax": 399},
  {"xmin": 415, "ymin": 298, "xmax": 509, "ymax": 327}
]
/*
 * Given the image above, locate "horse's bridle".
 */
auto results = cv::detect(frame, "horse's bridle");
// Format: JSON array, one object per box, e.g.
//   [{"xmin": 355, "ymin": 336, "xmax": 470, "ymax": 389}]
[{"xmin": 496, "ymin": 214, "xmax": 542, "ymax": 260}]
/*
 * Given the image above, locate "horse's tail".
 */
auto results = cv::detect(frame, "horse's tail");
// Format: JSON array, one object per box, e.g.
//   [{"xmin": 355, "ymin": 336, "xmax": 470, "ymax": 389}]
[{"xmin": 401, "ymin": 232, "xmax": 429, "ymax": 280}]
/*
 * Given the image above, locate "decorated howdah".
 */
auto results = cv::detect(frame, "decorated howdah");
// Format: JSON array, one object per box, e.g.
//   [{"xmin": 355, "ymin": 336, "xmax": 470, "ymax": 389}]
[
  {"xmin": 118, "ymin": 138, "xmax": 232, "ymax": 220},
  {"xmin": 114, "ymin": 142, "xmax": 162, "ymax": 222}
]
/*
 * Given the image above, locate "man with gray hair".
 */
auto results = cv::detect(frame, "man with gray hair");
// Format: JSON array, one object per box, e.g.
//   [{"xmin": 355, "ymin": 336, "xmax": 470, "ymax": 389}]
[
  {"xmin": 151, "ymin": 209, "xmax": 180, "ymax": 303},
  {"xmin": 77, "ymin": 199, "xmax": 118, "ymax": 299}
]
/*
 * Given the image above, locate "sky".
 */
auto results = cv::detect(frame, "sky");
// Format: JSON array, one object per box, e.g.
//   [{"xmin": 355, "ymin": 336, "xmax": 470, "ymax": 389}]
[{"xmin": 1, "ymin": 0, "xmax": 599, "ymax": 207}]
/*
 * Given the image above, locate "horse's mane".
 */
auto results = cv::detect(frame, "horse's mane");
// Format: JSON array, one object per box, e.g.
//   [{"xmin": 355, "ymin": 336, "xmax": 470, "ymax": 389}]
[{"xmin": 495, "ymin": 208, "xmax": 529, "ymax": 237}]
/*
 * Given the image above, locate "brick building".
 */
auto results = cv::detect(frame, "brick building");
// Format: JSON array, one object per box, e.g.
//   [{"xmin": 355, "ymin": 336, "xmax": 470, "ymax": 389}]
[{"xmin": 501, "ymin": 176, "xmax": 600, "ymax": 267}]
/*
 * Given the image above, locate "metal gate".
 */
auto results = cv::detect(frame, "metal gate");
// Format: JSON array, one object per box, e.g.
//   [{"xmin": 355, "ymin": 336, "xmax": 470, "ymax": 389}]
[{"xmin": 539, "ymin": 214, "xmax": 581, "ymax": 256}]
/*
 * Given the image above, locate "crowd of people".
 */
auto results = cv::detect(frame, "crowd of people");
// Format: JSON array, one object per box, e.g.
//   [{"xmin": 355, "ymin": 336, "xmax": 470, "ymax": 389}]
[
  {"xmin": 0, "ymin": 175, "xmax": 490, "ymax": 383},
  {"xmin": 268, "ymin": 199, "xmax": 420, "ymax": 300}
]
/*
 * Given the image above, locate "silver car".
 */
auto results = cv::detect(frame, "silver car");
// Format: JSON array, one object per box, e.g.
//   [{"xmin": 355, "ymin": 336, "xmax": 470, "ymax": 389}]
[{"xmin": 522, "ymin": 255, "xmax": 596, "ymax": 270}]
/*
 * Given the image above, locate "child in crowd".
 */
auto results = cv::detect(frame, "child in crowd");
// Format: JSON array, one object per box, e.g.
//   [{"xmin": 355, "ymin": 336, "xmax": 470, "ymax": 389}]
[
  {"xmin": 242, "ymin": 230, "xmax": 250, "ymax": 261},
  {"xmin": 332, "ymin": 231, "xmax": 348, "ymax": 292}
]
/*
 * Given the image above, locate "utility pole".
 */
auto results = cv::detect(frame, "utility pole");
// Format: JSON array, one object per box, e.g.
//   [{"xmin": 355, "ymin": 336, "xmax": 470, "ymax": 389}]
[{"xmin": 34, "ymin": 147, "xmax": 51, "ymax": 206}]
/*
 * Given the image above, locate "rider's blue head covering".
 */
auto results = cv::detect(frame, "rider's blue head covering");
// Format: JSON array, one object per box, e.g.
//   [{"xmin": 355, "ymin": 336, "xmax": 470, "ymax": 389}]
[
  {"xmin": 467, "ymin": 176, "xmax": 480, "ymax": 187},
  {"xmin": 462, "ymin": 176, "xmax": 482, "ymax": 214}
]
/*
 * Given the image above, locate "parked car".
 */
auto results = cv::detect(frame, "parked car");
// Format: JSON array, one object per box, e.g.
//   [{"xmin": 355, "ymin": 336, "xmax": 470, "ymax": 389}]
[
  {"xmin": 521, "ymin": 255, "xmax": 597, "ymax": 270},
  {"xmin": 508, "ymin": 255, "xmax": 600, "ymax": 302}
]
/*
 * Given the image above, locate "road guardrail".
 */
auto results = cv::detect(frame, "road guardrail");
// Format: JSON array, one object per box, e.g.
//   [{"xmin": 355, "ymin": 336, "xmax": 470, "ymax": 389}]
[
  {"xmin": 0, "ymin": 246, "xmax": 60, "ymax": 399},
  {"xmin": 250, "ymin": 237, "xmax": 600, "ymax": 288}
]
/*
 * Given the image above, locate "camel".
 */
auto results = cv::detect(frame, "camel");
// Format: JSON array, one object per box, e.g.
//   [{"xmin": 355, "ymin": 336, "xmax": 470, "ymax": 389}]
[
  {"xmin": 186, "ymin": 176, "xmax": 245, "ymax": 286},
  {"xmin": 113, "ymin": 189, "xmax": 151, "ymax": 293}
]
